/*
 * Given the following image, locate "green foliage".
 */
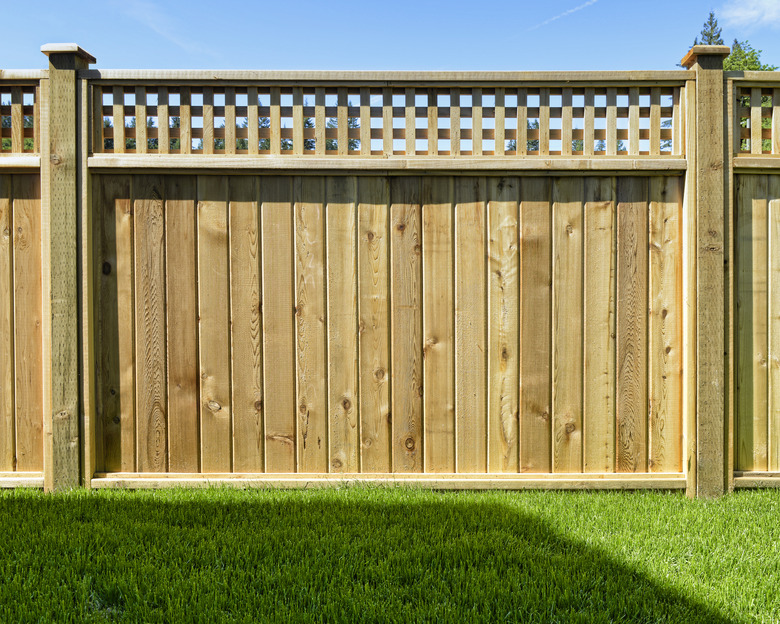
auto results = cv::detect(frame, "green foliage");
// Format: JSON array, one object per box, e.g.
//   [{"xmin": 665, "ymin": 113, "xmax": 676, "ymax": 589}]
[
  {"xmin": 693, "ymin": 10, "xmax": 724, "ymax": 46},
  {"xmin": 724, "ymin": 39, "xmax": 778, "ymax": 72},
  {"xmin": 2, "ymin": 488, "xmax": 780, "ymax": 622}
]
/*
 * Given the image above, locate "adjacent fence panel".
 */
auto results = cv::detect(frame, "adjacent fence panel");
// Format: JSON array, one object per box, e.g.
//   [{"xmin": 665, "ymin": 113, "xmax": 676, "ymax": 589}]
[{"xmin": 92, "ymin": 173, "xmax": 683, "ymax": 476}]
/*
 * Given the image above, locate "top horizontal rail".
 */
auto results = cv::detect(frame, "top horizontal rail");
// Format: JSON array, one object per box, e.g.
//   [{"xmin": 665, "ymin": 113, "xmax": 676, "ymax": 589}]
[
  {"xmin": 0, "ymin": 70, "xmax": 46, "ymax": 82},
  {"xmin": 727, "ymin": 71, "xmax": 780, "ymax": 84},
  {"xmin": 80, "ymin": 69, "xmax": 692, "ymax": 86}
]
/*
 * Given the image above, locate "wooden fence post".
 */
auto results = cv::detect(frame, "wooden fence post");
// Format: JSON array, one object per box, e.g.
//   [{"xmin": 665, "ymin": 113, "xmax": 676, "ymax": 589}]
[
  {"xmin": 681, "ymin": 45, "xmax": 730, "ymax": 498},
  {"xmin": 40, "ymin": 44, "xmax": 96, "ymax": 491}
]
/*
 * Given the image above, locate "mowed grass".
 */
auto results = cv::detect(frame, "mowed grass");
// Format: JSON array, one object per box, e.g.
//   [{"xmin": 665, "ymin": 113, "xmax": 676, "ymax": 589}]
[{"xmin": 1, "ymin": 487, "xmax": 778, "ymax": 623}]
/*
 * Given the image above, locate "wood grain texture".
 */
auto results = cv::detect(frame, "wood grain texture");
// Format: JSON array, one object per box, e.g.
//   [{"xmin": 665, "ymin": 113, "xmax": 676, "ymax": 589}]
[
  {"xmin": 165, "ymin": 176, "xmax": 199, "ymax": 473},
  {"xmin": 648, "ymin": 176, "xmax": 683, "ymax": 472},
  {"xmin": 519, "ymin": 177, "xmax": 552, "ymax": 472},
  {"xmin": 294, "ymin": 176, "xmax": 327, "ymax": 473},
  {"xmin": 133, "ymin": 175, "xmax": 167, "ymax": 472},
  {"xmin": 616, "ymin": 176, "xmax": 649, "ymax": 473},
  {"xmin": 487, "ymin": 176, "xmax": 519, "ymax": 473},
  {"xmin": 390, "ymin": 176, "xmax": 423, "ymax": 472},
  {"xmin": 13, "ymin": 175, "xmax": 42, "ymax": 471},
  {"xmin": 229, "ymin": 176, "xmax": 264, "ymax": 473},
  {"xmin": 422, "ymin": 176, "xmax": 455, "ymax": 473},
  {"xmin": 357, "ymin": 177, "xmax": 391, "ymax": 473},
  {"xmin": 0, "ymin": 177, "xmax": 13, "ymax": 471},
  {"xmin": 737, "ymin": 174, "xmax": 768, "ymax": 471},
  {"xmin": 326, "ymin": 176, "xmax": 359, "ymax": 472},
  {"xmin": 583, "ymin": 176, "xmax": 616, "ymax": 473},
  {"xmin": 770, "ymin": 175, "xmax": 780, "ymax": 471},
  {"xmin": 96, "ymin": 175, "xmax": 135, "ymax": 472},
  {"xmin": 261, "ymin": 177, "xmax": 296, "ymax": 472},
  {"xmin": 455, "ymin": 176, "xmax": 487, "ymax": 473},
  {"xmin": 552, "ymin": 177, "xmax": 584, "ymax": 473},
  {"xmin": 197, "ymin": 175, "xmax": 231, "ymax": 473}
]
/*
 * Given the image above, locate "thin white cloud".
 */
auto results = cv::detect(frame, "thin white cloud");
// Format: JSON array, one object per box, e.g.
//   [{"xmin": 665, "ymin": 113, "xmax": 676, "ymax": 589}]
[
  {"xmin": 527, "ymin": 0, "xmax": 599, "ymax": 31},
  {"xmin": 112, "ymin": 0, "xmax": 218, "ymax": 57},
  {"xmin": 720, "ymin": 0, "xmax": 780, "ymax": 28}
]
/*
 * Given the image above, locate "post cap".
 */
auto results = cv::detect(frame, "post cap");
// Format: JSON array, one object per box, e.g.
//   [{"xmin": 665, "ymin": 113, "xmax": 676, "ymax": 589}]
[
  {"xmin": 41, "ymin": 44, "xmax": 96, "ymax": 64},
  {"xmin": 680, "ymin": 45, "xmax": 730, "ymax": 69}
]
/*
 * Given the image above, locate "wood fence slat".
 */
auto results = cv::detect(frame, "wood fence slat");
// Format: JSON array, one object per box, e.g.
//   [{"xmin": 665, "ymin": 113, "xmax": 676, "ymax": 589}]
[
  {"xmin": 472, "ymin": 88, "xmax": 483, "ymax": 156},
  {"xmin": 326, "ymin": 176, "xmax": 359, "ymax": 472},
  {"xmin": 455, "ymin": 176, "xmax": 486, "ymax": 472},
  {"xmin": 133, "ymin": 175, "xmax": 167, "ymax": 472},
  {"xmin": 539, "ymin": 88, "xmax": 550, "ymax": 156},
  {"xmin": 197, "ymin": 175, "xmax": 231, "ymax": 472},
  {"xmin": 158, "ymin": 87, "xmax": 169, "ymax": 154},
  {"xmin": 93, "ymin": 86, "xmax": 104, "ymax": 154},
  {"xmin": 487, "ymin": 176, "xmax": 519, "ymax": 473},
  {"xmin": 203, "ymin": 88, "xmax": 214, "ymax": 155},
  {"xmin": 607, "ymin": 87, "xmax": 617, "ymax": 155},
  {"xmin": 428, "ymin": 89, "xmax": 439, "ymax": 157},
  {"xmin": 229, "ymin": 176, "xmax": 263, "ymax": 473},
  {"xmin": 180, "ymin": 87, "xmax": 191, "ymax": 154},
  {"xmin": 616, "ymin": 176, "xmax": 649, "ymax": 472},
  {"xmin": 751, "ymin": 87, "xmax": 763, "ymax": 155},
  {"xmin": 773, "ymin": 89, "xmax": 780, "ymax": 155},
  {"xmin": 520, "ymin": 177, "xmax": 552, "ymax": 472},
  {"xmin": 629, "ymin": 87, "xmax": 640, "ymax": 155},
  {"xmin": 390, "ymin": 176, "xmax": 423, "ymax": 472},
  {"xmin": 270, "ymin": 87, "xmax": 281, "ymax": 155},
  {"xmin": 561, "ymin": 88, "xmax": 572, "ymax": 156},
  {"xmin": 359, "ymin": 87, "xmax": 370, "ymax": 156},
  {"xmin": 135, "ymin": 86, "xmax": 146, "ymax": 154},
  {"xmin": 337, "ymin": 87, "xmax": 348, "ymax": 156},
  {"xmin": 225, "ymin": 87, "xmax": 236, "ymax": 155},
  {"xmin": 294, "ymin": 176, "xmax": 328, "ymax": 472},
  {"xmin": 248, "ymin": 86, "xmax": 259, "ymax": 155},
  {"xmin": 450, "ymin": 89, "xmax": 461, "ymax": 157},
  {"xmin": 293, "ymin": 86, "xmax": 304, "ymax": 155},
  {"xmin": 0, "ymin": 176, "xmax": 12, "ymax": 471},
  {"xmin": 357, "ymin": 176, "xmax": 391, "ymax": 472},
  {"xmin": 113, "ymin": 86, "xmax": 125, "ymax": 153},
  {"xmin": 770, "ymin": 175, "xmax": 780, "ymax": 471},
  {"xmin": 261, "ymin": 176, "xmax": 296, "ymax": 472},
  {"xmin": 11, "ymin": 88, "xmax": 22, "ymax": 154},
  {"xmin": 584, "ymin": 88, "xmax": 595, "ymax": 156},
  {"xmin": 383, "ymin": 87, "xmax": 393, "ymax": 157},
  {"xmin": 12, "ymin": 175, "xmax": 42, "ymax": 471},
  {"xmin": 650, "ymin": 87, "xmax": 661, "ymax": 156},
  {"xmin": 649, "ymin": 176, "xmax": 682, "ymax": 472},
  {"xmin": 315, "ymin": 88, "xmax": 326, "ymax": 156},
  {"xmin": 422, "ymin": 176, "xmax": 455, "ymax": 473},
  {"xmin": 673, "ymin": 86, "xmax": 683, "ymax": 156},
  {"xmin": 583, "ymin": 176, "xmax": 615, "ymax": 473},
  {"xmin": 517, "ymin": 88, "xmax": 527, "ymax": 156},
  {"xmin": 405, "ymin": 88, "xmax": 415, "ymax": 156},
  {"xmin": 495, "ymin": 88, "xmax": 505, "ymax": 157},
  {"xmin": 165, "ymin": 175, "xmax": 199, "ymax": 473},
  {"xmin": 552, "ymin": 177, "xmax": 583, "ymax": 473},
  {"xmin": 737, "ymin": 174, "xmax": 768, "ymax": 471}
]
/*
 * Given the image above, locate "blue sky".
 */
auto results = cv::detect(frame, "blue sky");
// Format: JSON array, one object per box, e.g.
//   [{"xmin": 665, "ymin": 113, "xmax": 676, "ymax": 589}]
[{"xmin": 5, "ymin": 0, "xmax": 780, "ymax": 71}]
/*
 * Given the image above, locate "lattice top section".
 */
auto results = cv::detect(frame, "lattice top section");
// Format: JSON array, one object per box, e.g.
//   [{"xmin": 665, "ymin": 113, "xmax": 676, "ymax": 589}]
[
  {"xmin": 92, "ymin": 84, "xmax": 682, "ymax": 158},
  {"xmin": 0, "ymin": 85, "xmax": 38, "ymax": 155},
  {"xmin": 734, "ymin": 86, "xmax": 780, "ymax": 155}
]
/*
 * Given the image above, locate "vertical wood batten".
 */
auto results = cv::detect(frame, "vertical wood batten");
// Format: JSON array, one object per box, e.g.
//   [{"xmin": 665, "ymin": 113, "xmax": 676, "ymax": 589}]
[
  {"xmin": 179, "ymin": 87, "xmax": 191, "ymax": 154},
  {"xmin": 135, "ymin": 86, "xmax": 146, "ymax": 154},
  {"xmin": 247, "ymin": 86, "xmax": 259, "ymax": 156},
  {"xmin": 494, "ymin": 88, "xmax": 505, "ymax": 157},
  {"xmin": 42, "ymin": 45, "xmax": 96, "ymax": 490},
  {"xmin": 158, "ymin": 87, "xmax": 169, "ymax": 155},
  {"xmin": 225, "ymin": 87, "xmax": 236, "ymax": 155},
  {"xmin": 0, "ymin": 177, "xmax": 13, "ymax": 472},
  {"xmin": 112, "ymin": 85, "xmax": 124, "ymax": 154}
]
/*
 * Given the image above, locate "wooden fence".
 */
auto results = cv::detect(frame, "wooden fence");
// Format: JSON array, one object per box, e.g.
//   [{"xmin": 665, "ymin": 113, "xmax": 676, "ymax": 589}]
[{"xmin": 1, "ymin": 43, "xmax": 778, "ymax": 496}]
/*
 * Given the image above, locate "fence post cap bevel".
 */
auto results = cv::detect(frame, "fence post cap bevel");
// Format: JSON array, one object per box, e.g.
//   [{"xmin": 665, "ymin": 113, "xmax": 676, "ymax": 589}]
[
  {"xmin": 40, "ymin": 43, "xmax": 96, "ymax": 64},
  {"xmin": 680, "ymin": 45, "xmax": 730, "ymax": 69}
]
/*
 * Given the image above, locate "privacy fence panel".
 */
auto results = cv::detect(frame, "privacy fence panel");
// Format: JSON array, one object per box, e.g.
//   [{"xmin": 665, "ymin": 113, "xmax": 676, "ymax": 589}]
[{"xmin": 92, "ymin": 173, "xmax": 683, "ymax": 477}]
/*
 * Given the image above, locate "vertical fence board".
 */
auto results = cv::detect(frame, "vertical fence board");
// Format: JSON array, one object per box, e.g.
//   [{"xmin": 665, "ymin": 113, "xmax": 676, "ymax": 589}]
[
  {"xmin": 616, "ymin": 176, "xmax": 649, "ymax": 472},
  {"xmin": 390, "ymin": 176, "xmax": 423, "ymax": 472},
  {"xmin": 326, "ymin": 176, "xmax": 359, "ymax": 472},
  {"xmin": 520, "ymin": 177, "xmax": 552, "ymax": 472},
  {"xmin": 229, "ymin": 176, "xmax": 264, "ymax": 473},
  {"xmin": 770, "ymin": 176, "xmax": 780, "ymax": 471},
  {"xmin": 583, "ymin": 176, "xmax": 616, "ymax": 473},
  {"xmin": 737, "ymin": 174, "xmax": 768, "ymax": 471},
  {"xmin": 552, "ymin": 177, "xmax": 584, "ymax": 473},
  {"xmin": 455, "ymin": 177, "xmax": 486, "ymax": 472},
  {"xmin": 133, "ymin": 175, "xmax": 167, "ymax": 472},
  {"xmin": 197, "ymin": 175, "xmax": 231, "ymax": 473},
  {"xmin": 0, "ymin": 177, "xmax": 12, "ymax": 471},
  {"xmin": 261, "ymin": 177, "xmax": 296, "ymax": 472},
  {"xmin": 649, "ymin": 176, "xmax": 683, "ymax": 472},
  {"xmin": 487, "ymin": 177, "xmax": 519, "ymax": 473},
  {"xmin": 357, "ymin": 176, "xmax": 391, "ymax": 472},
  {"xmin": 294, "ymin": 176, "xmax": 328, "ymax": 472},
  {"xmin": 165, "ymin": 176, "xmax": 199, "ymax": 473},
  {"xmin": 422, "ymin": 176, "xmax": 455, "ymax": 473}
]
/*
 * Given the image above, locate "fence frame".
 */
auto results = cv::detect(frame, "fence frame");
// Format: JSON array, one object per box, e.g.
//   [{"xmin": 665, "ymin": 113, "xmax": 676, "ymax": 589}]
[{"xmin": 0, "ymin": 43, "xmax": 762, "ymax": 496}]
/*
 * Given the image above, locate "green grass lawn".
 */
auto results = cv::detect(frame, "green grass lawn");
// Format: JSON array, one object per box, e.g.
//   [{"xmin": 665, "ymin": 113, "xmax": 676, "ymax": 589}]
[{"xmin": 1, "ymin": 487, "xmax": 778, "ymax": 623}]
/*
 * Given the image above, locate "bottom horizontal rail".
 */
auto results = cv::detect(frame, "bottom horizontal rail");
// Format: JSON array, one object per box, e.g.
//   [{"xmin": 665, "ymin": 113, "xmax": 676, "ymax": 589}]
[
  {"xmin": 0, "ymin": 472, "xmax": 44, "ymax": 488},
  {"xmin": 90, "ymin": 472, "xmax": 686, "ymax": 490},
  {"xmin": 733, "ymin": 472, "xmax": 780, "ymax": 488}
]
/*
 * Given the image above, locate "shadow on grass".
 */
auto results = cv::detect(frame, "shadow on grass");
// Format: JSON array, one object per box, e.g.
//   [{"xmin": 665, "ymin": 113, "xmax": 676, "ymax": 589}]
[{"xmin": 0, "ymin": 489, "xmax": 733, "ymax": 623}]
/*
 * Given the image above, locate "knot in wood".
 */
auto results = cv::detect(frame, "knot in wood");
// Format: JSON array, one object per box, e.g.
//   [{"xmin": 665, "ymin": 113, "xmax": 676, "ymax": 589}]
[
  {"xmin": 299, "ymin": 403, "xmax": 307, "ymax": 414},
  {"xmin": 405, "ymin": 437, "xmax": 416, "ymax": 450},
  {"xmin": 565, "ymin": 422, "xmax": 576, "ymax": 434},
  {"xmin": 396, "ymin": 223, "xmax": 405, "ymax": 233},
  {"xmin": 374, "ymin": 368, "xmax": 385, "ymax": 380},
  {"xmin": 102, "ymin": 262, "xmax": 112, "ymax": 275},
  {"xmin": 341, "ymin": 398, "xmax": 352, "ymax": 411},
  {"xmin": 363, "ymin": 437, "xmax": 372, "ymax": 448},
  {"xmin": 565, "ymin": 223, "xmax": 573, "ymax": 235},
  {"xmin": 50, "ymin": 153, "xmax": 62, "ymax": 165},
  {"xmin": 367, "ymin": 231, "xmax": 375, "ymax": 241},
  {"xmin": 254, "ymin": 400, "xmax": 263, "ymax": 411},
  {"xmin": 2, "ymin": 228, "xmax": 8, "ymax": 238},
  {"xmin": 332, "ymin": 458, "xmax": 343, "ymax": 469},
  {"xmin": 207, "ymin": 400, "xmax": 222, "ymax": 412}
]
